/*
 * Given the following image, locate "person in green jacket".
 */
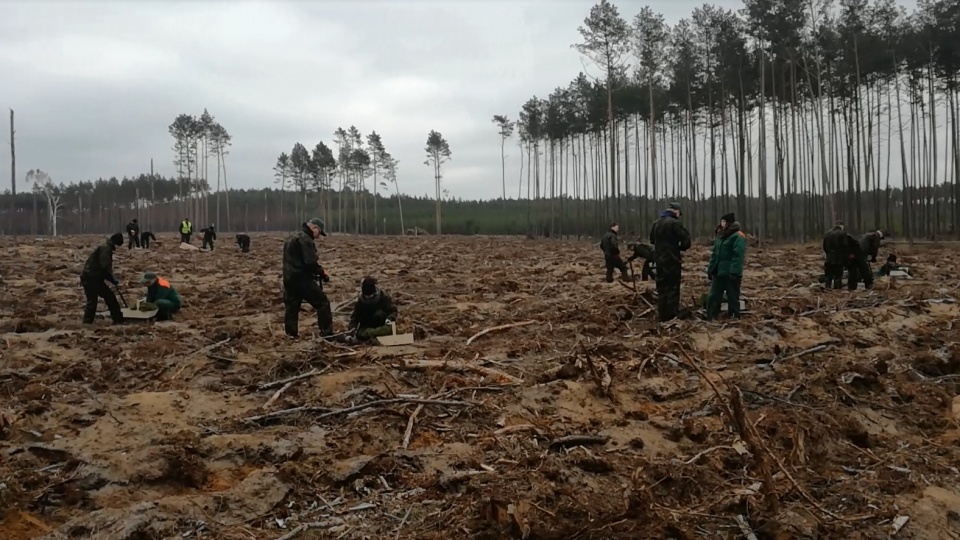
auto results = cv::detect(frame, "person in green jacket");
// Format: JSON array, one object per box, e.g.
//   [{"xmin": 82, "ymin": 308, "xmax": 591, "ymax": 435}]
[
  {"xmin": 706, "ymin": 213, "xmax": 747, "ymax": 320},
  {"xmin": 140, "ymin": 271, "xmax": 182, "ymax": 321}
]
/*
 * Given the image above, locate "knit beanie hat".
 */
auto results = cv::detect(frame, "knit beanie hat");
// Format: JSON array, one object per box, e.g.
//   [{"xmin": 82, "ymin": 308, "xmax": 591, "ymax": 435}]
[
  {"xmin": 110, "ymin": 233, "xmax": 124, "ymax": 246},
  {"xmin": 361, "ymin": 277, "xmax": 377, "ymax": 296}
]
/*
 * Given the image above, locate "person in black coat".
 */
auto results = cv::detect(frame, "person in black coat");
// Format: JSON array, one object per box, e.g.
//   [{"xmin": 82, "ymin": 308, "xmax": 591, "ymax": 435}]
[
  {"xmin": 140, "ymin": 231, "xmax": 157, "ymax": 249},
  {"xmin": 860, "ymin": 230, "xmax": 886, "ymax": 263},
  {"xmin": 349, "ymin": 277, "xmax": 399, "ymax": 341},
  {"xmin": 201, "ymin": 224, "xmax": 217, "ymax": 250},
  {"xmin": 649, "ymin": 203, "xmax": 692, "ymax": 321},
  {"xmin": 125, "ymin": 219, "xmax": 141, "ymax": 249},
  {"xmin": 235, "ymin": 234, "xmax": 251, "ymax": 253},
  {"xmin": 80, "ymin": 233, "xmax": 125, "ymax": 324}
]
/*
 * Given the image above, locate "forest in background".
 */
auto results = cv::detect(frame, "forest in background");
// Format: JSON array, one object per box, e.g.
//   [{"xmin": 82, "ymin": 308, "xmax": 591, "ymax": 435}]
[{"xmin": 3, "ymin": 0, "xmax": 959, "ymax": 241}]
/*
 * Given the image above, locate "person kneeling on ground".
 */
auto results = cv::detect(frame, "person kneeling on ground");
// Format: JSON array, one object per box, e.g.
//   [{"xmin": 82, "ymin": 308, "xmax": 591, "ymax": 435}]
[
  {"xmin": 140, "ymin": 231, "xmax": 157, "ymax": 249},
  {"xmin": 600, "ymin": 222, "xmax": 628, "ymax": 283},
  {"xmin": 80, "ymin": 233, "xmax": 125, "ymax": 325},
  {"xmin": 235, "ymin": 234, "xmax": 251, "ymax": 253},
  {"xmin": 626, "ymin": 242, "xmax": 656, "ymax": 281},
  {"xmin": 706, "ymin": 212, "xmax": 747, "ymax": 320},
  {"xmin": 349, "ymin": 277, "xmax": 399, "ymax": 342},
  {"xmin": 878, "ymin": 254, "xmax": 911, "ymax": 277},
  {"xmin": 140, "ymin": 271, "xmax": 181, "ymax": 321}
]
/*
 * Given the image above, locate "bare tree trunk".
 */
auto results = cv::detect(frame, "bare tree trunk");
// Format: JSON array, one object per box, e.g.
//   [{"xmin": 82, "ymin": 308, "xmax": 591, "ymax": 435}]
[{"xmin": 8, "ymin": 109, "xmax": 14, "ymax": 239}]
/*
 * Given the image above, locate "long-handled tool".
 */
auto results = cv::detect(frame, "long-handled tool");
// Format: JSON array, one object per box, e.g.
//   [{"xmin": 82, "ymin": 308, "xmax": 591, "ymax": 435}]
[{"xmin": 114, "ymin": 285, "xmax": 129, "ymax": 308}]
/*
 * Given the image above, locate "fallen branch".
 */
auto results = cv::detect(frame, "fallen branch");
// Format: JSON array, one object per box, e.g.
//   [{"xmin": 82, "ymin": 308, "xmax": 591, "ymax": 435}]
[
  {"xmin": 259, "ymin": 367, "xmax": 329, "ymax": 391},
  {"xmin": 402, "ymin": 404, "xmax": 424, "ymax": 449},
  {"xmin": 244, "ymin": 397, "xmax": 473, "ymax": 424},
  {"xmin": 262, "ymin": 382, "xmax": 294, "ymax": 410},
  {"xmin": 439, "ymin": 469, "xmax": 490, "ymax": 488},
  {"xmin": 274, "ymin": 519, "xmax": 345, "ymax": 540},
  {"xmin": 735, "ymin": 515, "xmax": 759, "ymax": 540},
  {"xmin": 548, "ymin": 434, "xmax": 609, "ymax": 451},
  {"xmin": 466, "ymin": 320, "xmax": 535, "ymax": 345},
  {"xmin": 730, "ymin": 387, "xmax": 780, "ymax": 513},
  {"xmin": 396, "ymin": 358, "xmax": 523, "ymax": 385},
  {"xmin": 771, "ymin": 339, "xmax": 840, "ymax": 365},
  {"xmin": 681, "ymin": 445, "xmax": 736, "ymax": 465}
]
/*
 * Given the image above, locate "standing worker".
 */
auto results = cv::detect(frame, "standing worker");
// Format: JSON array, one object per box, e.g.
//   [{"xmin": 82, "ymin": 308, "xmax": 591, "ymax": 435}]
[
  {"xmin": 845, "ymin": 231, "xmax": 874, "ymax": 290},
  {"xmin": 179, "ymin": 218, "xmax": 193, "ymax": 244},
  {"xmin": 125, "ymin": 218, "xmax": 141, "ymax": 250},
  {"xmin": 822, "ymin": 222, "xmax": 848, "ymax": 289},
  {"xmin": 140, "ymin": 272, "xmax": 182, "ymax": 321},
  {"xmin": 80, "ymin": 233, "xmax": 125, "ymax": 325},
  {"xmin": 705, "ymin": 213, "xmax": 747, "ymax": 320},
  {"xmin": 140, "ymin": 230, "xmax": 157, "ymax": 249},
  {"xmin": 282, "ymin": 218, "xmax": 334, "ymax": 339},
  {"xmin": 600, "ymin": 222, "xmax": 629, "ymax": 283},
  {"xmin": 650, "ymin": 203, "xmax": 692, "ymax": 322},
  {"xmin": 201, "ymin": 224, "xmax": 217, "ymax": 250},
  {"xmin": 235, "ymin": 234, "xmax": 251, "ymax": 253}
]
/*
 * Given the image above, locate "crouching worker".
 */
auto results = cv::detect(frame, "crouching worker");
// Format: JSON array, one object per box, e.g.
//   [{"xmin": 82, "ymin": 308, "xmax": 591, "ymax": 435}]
[
  {"xmin": 349, "ymin": 277, "xmax": 398, "ymax": 342},
  {"xmin": 236, "ymin": 234, "xmax": 251, "ymax": 253},
  {"xmin": 140, "ymin": 231, "xmax": 157, "ymax": 249},
  {"xmin": 140, "ymin": 271, "xmax": 181, "ymax": 321},
  {"xmin": 626, "ymin": 242, "xmax": 657, "ymax": 281},
  {"xmin": 81, "ymin": 233, "xmax": 125, "ymax": 325}
]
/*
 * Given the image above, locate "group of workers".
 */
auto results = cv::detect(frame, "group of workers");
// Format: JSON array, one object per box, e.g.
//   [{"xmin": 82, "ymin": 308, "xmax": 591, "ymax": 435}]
[
  {"xmin": 280, "ymin": 218, "xmax": 399, "ymax": 343},
  {"xmin": 80, "ymin": 217, "xmax": 399, "ymax": 343},
  {"xmin": 601, "ymin": 203, "xmax": 898, "ymax": 323}
]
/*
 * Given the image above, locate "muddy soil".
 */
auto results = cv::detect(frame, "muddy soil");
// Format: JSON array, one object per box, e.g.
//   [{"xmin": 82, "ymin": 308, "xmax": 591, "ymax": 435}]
[{"xmin": 1, "ymin": 234, "xmax": 959, "ymax": 539}]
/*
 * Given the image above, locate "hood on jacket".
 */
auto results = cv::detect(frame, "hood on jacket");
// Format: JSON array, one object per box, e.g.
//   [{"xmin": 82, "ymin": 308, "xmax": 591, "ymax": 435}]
[
  {"xmin": 720, "ymin": 221, "xmax": 742, "ymax": 239},
  {"xmin": 658, "ymin": 210, "xmax": 676, "ymax": 219}
]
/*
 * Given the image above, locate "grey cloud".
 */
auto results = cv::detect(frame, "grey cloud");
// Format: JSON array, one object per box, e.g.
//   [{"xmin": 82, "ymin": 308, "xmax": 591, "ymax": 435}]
[{"xmin": 2, "ymin": 0, "xmax": 604, "ymax": 200}]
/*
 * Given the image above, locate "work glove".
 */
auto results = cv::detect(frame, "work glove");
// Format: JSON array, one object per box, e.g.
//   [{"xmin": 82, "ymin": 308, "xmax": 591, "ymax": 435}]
[
  {"xmin": 385, "ymin": 318, "xmax": 394, "ymax": 326},
  {"xmin": 322, "ymin": 272, "xmax": 330, "ymax": 283},
  {"xmin": 107, "ymin": 275, "xmax": 119, "ymax": 286}
]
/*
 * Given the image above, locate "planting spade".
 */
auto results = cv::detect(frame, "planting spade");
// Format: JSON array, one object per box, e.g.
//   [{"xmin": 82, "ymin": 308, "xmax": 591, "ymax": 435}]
[{"xmin": 375, "ymin": 321, "xmax": 414, "ymax": 346}]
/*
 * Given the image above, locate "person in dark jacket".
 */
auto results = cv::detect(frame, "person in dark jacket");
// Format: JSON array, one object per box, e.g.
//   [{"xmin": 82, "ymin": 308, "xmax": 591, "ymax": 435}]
[
  {"xmin": 80, "ymin": 233, "xmax": 125, "ymax": 325},
  {"xmin": 860, "ymin": 230, "xmax": 886, "ymax": 263},
  {"xmin": 140, "ymin": 271, "xmax": 182, "ymax": 321},
  {"xmin": 349, "ymin": 277, "xmax": 399, "ymax": 341},
  {"xmin": 822, "ymin": 222, "xmax": 848, "ymax": 289},
  {"xmin": 650, "ymin": 202, "xmax": 692, "ymax": 322},
  {"xmin": 140, "ymin": 231, "xmax": 156, "ymax": 249},
  {"xmin": 200, "ymin": 224, "xmax": 217, "ymax": 250},
  {"xmin": 845, "ymin": 232, "xmax": 874, "ymax": 290},
  {"xmin": 179, "ymin": 218, "xmax": 193, "ymax": 244},
  {"xmin": 600, "ymin": 223, "xmax": 628, "ymax": 283},
  {"xmin": 706, "ymin": 213, "xmax": 747, "ymax": 320},
  {"xmin": 235, "ymin": 234, "xmax": 251, "ymax": 253},
  {"xmin": 125, "ymin": 219, "xmax": 141, "ymax": 249},
  {"xmin": 626, "ymin": 242, "xmax": 656, "ymax": 281},
  {"xmin": 282, "ymin": 218, "xmax": 333, "ymax": 338}
]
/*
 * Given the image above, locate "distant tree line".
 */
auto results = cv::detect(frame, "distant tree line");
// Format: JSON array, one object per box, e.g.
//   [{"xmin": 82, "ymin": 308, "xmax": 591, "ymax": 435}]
[
  {"xmin": 0, "ymin": 174, "xmax": 948, "ymax": 239},
  {"xmin": 492, "ymin": 0, "xmax": 960, "ymax": 241}
]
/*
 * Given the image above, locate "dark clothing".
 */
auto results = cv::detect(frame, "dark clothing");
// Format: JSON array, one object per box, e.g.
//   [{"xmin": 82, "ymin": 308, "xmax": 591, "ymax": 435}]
[
  {"xmin": 650, "ymin": 211, "xmax": 692, "ymax": 321},
  {"xmin": 81, "ymin": 240, "xmax": 118, "ymax": 282},
  {"xmin": 81, "ymin": 277, "xmax": 123, "ymax": 324},
  {"xmin": 283, "ymin": 225, "xmax": 323, "ymax": 283},
  {"xmin": 349, "ymin": 288, "xmax": 398, "ymax": 333},
  {"xmin": 283, "ymin": 279, "xmax": 333, "ymax": 337},
  {"xmin": 236, "ymin": 234, "xmax": 251, "ymax": 253},
  {"xmin": 822, "ymin": 226, "xmax": 850, "ymax": 289},
  {"xmin": 860, "ymin": 232, "xmax": 882, "ymax": 262},
  {"xmin": 627, "ymin": 244, "xmax": 656, "ymax": 281},
  {"xmin": 600, "ymin": 229, "xmax": 627, "ymax": 283},
  {"xmin": 846, "ymin": 236, "xmax": 874, "ymax": 290},
  {"xmin": 125, "ymin": 221, "xmax": 141, "ymax": 249},
  {"xmin": 201, "ymin": 227, "xmax": 217, "ymax": 250},
  {"xmin": 282, "ymin": 224, "xmax": 331, "ymax": 337},
  {"xmin": 140, "ymin": 231, "xmax": 156, "ymax": 249},
  {"xmin": 707, "ymin": 275, "xmax": 742, "ymax": 319},
  {"xmin": 706, "ymin": 223, "xmax": 747, "ymax": 278},
  {"xmin": 80, "ymin": 239, "xmax": 122, "ymax": 324},
  {"xmin": 146, "ymin": 277, "xmax": 182, "ymax": 320},
  {"xmin": 706, "ymin": 223, "xmax": 747, "ymax": 319}
]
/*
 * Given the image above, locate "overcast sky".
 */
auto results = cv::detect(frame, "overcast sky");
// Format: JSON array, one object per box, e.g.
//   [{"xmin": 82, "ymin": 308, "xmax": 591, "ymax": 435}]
[{"xmin": 1, "ymin": 0, "xmax": 925, "ymax": 202}]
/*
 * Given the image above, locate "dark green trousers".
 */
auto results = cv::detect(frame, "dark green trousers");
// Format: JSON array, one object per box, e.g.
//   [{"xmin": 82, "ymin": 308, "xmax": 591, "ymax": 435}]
[{"xmin": 706, "ymin": 275, "xmax": 742, "ymax": 319}]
